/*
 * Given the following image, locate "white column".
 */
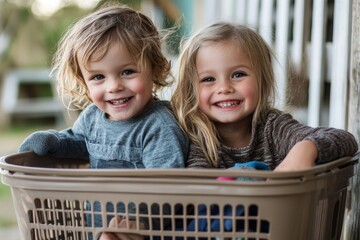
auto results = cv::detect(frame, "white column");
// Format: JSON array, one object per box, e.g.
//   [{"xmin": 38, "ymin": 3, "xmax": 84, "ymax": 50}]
[
  {"xmin": 329, "ymin": 0, "xmax": 351, "ymax": 129},
  {"xmin": 307, "ymin": 0, "xmax": 327, "ymax": 126},
  {"xmin": 274, "ymin": 0, "xmax": 291, "ymax": 109}
]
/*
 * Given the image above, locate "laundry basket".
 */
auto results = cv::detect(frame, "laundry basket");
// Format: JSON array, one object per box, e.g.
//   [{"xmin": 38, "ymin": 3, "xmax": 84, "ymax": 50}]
[{"xmin": 0, "ymin": 152, "xmax": 357, "ymax": 240}]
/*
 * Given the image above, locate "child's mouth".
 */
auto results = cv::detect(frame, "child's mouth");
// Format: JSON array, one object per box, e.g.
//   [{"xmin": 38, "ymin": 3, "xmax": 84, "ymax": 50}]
[
  {"xmin": 215, "ymin": 100, "xmax": 241, "ymax": 108},
  {"xmin": 108, "ymin": 97, "xmax": 133, "ymax": 105}
]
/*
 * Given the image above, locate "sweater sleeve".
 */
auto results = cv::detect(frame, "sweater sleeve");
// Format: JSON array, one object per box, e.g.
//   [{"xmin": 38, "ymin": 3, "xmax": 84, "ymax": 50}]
[
  {"xmin": 265, "ymin": 111, "xmax": 358, "ymax": 164},
  {"xmin": 51, "ymin": 108, "xmax": 90, "ymax": 159}
]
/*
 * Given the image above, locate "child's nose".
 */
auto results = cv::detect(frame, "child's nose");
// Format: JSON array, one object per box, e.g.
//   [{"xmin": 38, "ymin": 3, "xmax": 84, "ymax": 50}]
[
  {"xmin": 107, "ymin": 77, "xmax": 123, "ymax": 92},
  {"xmin": 217, "ymin": 79, "xmax": 234, "ymax": 94}
]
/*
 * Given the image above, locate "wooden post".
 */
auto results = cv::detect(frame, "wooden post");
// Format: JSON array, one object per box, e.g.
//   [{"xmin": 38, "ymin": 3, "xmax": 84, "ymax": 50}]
[{"xmin": 344, "ymin": 0, "xmax": 360, "ymax": 239}]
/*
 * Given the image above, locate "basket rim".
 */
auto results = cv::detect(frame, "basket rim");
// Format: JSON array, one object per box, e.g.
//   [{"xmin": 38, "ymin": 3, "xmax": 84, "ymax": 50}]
[{"xmin": 0, "ymin": 151, "xmax": 357, "ymax": 180}]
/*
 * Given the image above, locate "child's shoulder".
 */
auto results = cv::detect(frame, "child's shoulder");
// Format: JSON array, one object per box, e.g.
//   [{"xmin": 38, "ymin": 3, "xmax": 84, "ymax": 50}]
[
  {"xmin": 262, "ymin": 108, "xmax": 296, "ymax": 125},
  {"xmin": 146, "ymin": 100, "xmax": 177, "ymax": 124},
  {"xmin": 78, "ymin": 103, "xmax": 102, "ymax": 118}
]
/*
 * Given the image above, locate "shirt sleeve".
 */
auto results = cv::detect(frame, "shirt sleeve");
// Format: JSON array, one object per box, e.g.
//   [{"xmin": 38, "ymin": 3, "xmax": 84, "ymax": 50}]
[
  {"xmin": 265, "ymin": 111, "xmax": 358, "ymax": 163},
  {"xmin": 52, "ymin": 109, "xmax": 89, "ymax": 159}
]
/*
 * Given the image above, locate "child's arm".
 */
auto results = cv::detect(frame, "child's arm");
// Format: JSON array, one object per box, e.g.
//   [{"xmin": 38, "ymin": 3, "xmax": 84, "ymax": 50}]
[
  {"xmin": 274, "ymin": 140, "xmax": 318, "ymax": 171},
  {"xmin": 267, "ymin": 111, "xmax": 358, "ymax": 167},
  {"xmin": 19, "ymin": 130, "xmax": 61, "ymax": 156},
  {"xmin": 18, "ymin": 108, "xmax": 90, "ymax": 159},
  {"xmin": 18, "ymin": 128, "xmax": 88, "ymax": 159}
]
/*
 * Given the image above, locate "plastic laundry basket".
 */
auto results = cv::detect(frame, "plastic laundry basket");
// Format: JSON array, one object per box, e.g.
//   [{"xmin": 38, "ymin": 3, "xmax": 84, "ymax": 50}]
[{"xmin": 0, "ymin": 151, "xmax": 357, "ymax": 240}]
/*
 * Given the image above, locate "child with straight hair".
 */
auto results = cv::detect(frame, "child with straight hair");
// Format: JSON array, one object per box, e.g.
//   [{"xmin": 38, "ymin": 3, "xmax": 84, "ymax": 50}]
[
  {"xmin": 19, "ymin": 4, "xmax": 188, "ymax": 240},
  {"xmin": 172, "ymin": 22, "xmax": 358, "ymax": 170}
]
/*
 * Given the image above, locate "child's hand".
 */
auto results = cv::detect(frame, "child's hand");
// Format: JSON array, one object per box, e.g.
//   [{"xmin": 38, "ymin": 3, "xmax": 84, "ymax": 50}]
[
  {"xmin": 274, "ymin": 140, "xmax": 318, "ymax": 172},
  {"xmin": 18, "ymin": 131, "xmax": 60, "ymax": 156},
  {"xmin": 98, "ymin": 217, "xmax": 145, "ymax": 240}
]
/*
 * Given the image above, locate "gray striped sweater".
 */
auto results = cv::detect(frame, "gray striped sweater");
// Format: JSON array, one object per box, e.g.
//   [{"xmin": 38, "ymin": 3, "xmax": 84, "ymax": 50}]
[{"xmin": 186, "ymin": 110, "xmax": 358, "ymax": 169}]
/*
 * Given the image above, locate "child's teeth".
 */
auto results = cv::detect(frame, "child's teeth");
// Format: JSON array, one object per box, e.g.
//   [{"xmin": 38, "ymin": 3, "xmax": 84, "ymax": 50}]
[
  {"xmin": 217, "ymin": 101, "xmax": 239, "ymax": 108},
  {"xmin": 111, "ymin": 97, "xmax": 130, "ymax": 104}
]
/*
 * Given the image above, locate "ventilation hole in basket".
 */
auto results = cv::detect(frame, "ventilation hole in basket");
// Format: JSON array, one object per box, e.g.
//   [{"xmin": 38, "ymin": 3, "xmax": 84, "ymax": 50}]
[
  {"xmin": 139, "ymin": 202, "xmax": 149, "ymax": 212},
  {"xmin": 30, "ymin": 229, "xmax": 35, "ymax": 240},
  {"xmin": 331, "ymin": 200, "xmax": 340, "ymax": 237},
  {"xmin": 236, "ymin": 204, "xmax": 245, "ymax": 216},
  {"xmin": 224, "ymin": 204, "xmax": 232, "ymax": 216},
  {"xmin": 186, "ymin": 216, "xmax": 195, "ymax": 232},
  {"xmin": 150, "ymin": 217, "xmax": 161, "ymax": 230},
  {"xmin": 248, "ymin": 204, "xmax": 258, "ymax": 216},
  {"xmin": 248, "ymin": 219, "xmax": 257, "ymax": 232},
  {"xmin": 34, "ymin": 198, "xmax": 42, "ymax": 208},
  {"xmin": 54, "ymin": 199, "xmax": 62, "ymax": 211},
  {"xmin": 128, "ymin": 202, "xmax": 136, "ymax": 213},
  {"xmin": 235, "ymin": 218, "xmax": 245, "ymax": 232},
  {"xmin": 163, "ymin": 203, "xmax": 172, "ymax": 215},
  {"xmin": 93, "ymin": 214, "xmax": 103, "ymax": 227},
  {"xmin": 187, "ymin": 204, "xmax": 195, "ymax": 215},
  {"xmin": 28, "ymin": 210, "xmax": 34, "ymax": 223},
  {"xmin": 116, "ymin": 202, "xmax": 126, "ymax": 213},
  {"xmin": 43, "ymin": 198, "xmax": 51, "ymax": 209},
  {"xmin": 174, "ymin": 218, "xmax": 184, "ymax": 231},
  {"xmin": 87, "ymin": 215, "xmax": 93, "ymax": 228},
  {"xmin": 162, "ymin": 217, "xmax": 172, "ymax": 231},
  {"xmin": 151, "ymin": 203, "xmax": 160, "ymax": 215},
  {"xmin": 210, "ymin": 204, "xmax": 220, "ymax": 216},
  {"xmin": 106, "ymin": 202, "xmax": 114, "ymax": 212},
  {"xmin": 93, "ymin": 201, "xmax": 101, "ymax": 212},
  {"xmin": 260, "ymin": 220, "xmax": 270, "ymax": 233},
  {"xmin": 174, "ymin": 203, "xmax": 184, "ymax": 215},
  {"xmin": 198, "ymin": 204, "xmax": 207, "ymax": 215}
]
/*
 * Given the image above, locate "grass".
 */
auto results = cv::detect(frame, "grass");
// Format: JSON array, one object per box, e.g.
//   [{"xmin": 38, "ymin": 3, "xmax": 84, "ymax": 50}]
[
  {"xmin": 0, "ymin": 152, "xmax": 16, "ymax": 227},
  {"xmin": 0, "ymin": 183, "xmax": 11, "ymax": 197},
  {"xmin": 0, "ymin": 182, "xmax": 16, "ymax": 227}
]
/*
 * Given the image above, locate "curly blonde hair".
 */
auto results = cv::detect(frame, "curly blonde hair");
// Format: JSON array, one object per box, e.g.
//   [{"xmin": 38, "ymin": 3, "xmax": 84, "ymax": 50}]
[
  {"xmin": 172, "ymin": 23, "xmax": 276, "ymax": 166},
  {"xmin": 52, "ymin": 4, "xmax": 172, "ymax": 110}
]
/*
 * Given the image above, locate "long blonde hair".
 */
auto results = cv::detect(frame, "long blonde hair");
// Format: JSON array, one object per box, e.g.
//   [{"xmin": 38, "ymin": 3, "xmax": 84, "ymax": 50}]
[
  {"xmin": 52, "ymin": 4, "xmax": 172, "ymax": 110},
  {"xmin": 172, "ymin": 22, "xmax": 276, "ymax": 166}
]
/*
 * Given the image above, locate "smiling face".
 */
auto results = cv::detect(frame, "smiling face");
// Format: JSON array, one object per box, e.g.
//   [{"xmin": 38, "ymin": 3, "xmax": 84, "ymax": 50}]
[
  {"xmin": 79, "ymin": 41, "xmax": 154, "ymax": 120},
  {"xmin": 196, "ymin": 39, "xmax": 259, "ymax": 128}
]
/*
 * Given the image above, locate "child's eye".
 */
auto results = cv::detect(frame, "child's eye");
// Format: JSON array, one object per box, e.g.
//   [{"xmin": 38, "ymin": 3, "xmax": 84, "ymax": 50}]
[
  {"xmin": 200, "ymin": 77, "xmax": 215, "ymax": 83},
  {"xmin": 232, "ymin": 71, "xmax": 247, "ymax": 78},
  {"xmin": 91, "ymin": 75, "xmax": 105, "ymax": 81},
  {"xmin": 122, "ymin": 69, "xmax": 135, "ymax": 76}
]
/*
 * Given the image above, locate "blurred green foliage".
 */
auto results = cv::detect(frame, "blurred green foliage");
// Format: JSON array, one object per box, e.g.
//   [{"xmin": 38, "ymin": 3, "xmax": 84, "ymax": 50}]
[{"xmin": 0, "ymin": 183, "xmax": 10, "ymax": 198}]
